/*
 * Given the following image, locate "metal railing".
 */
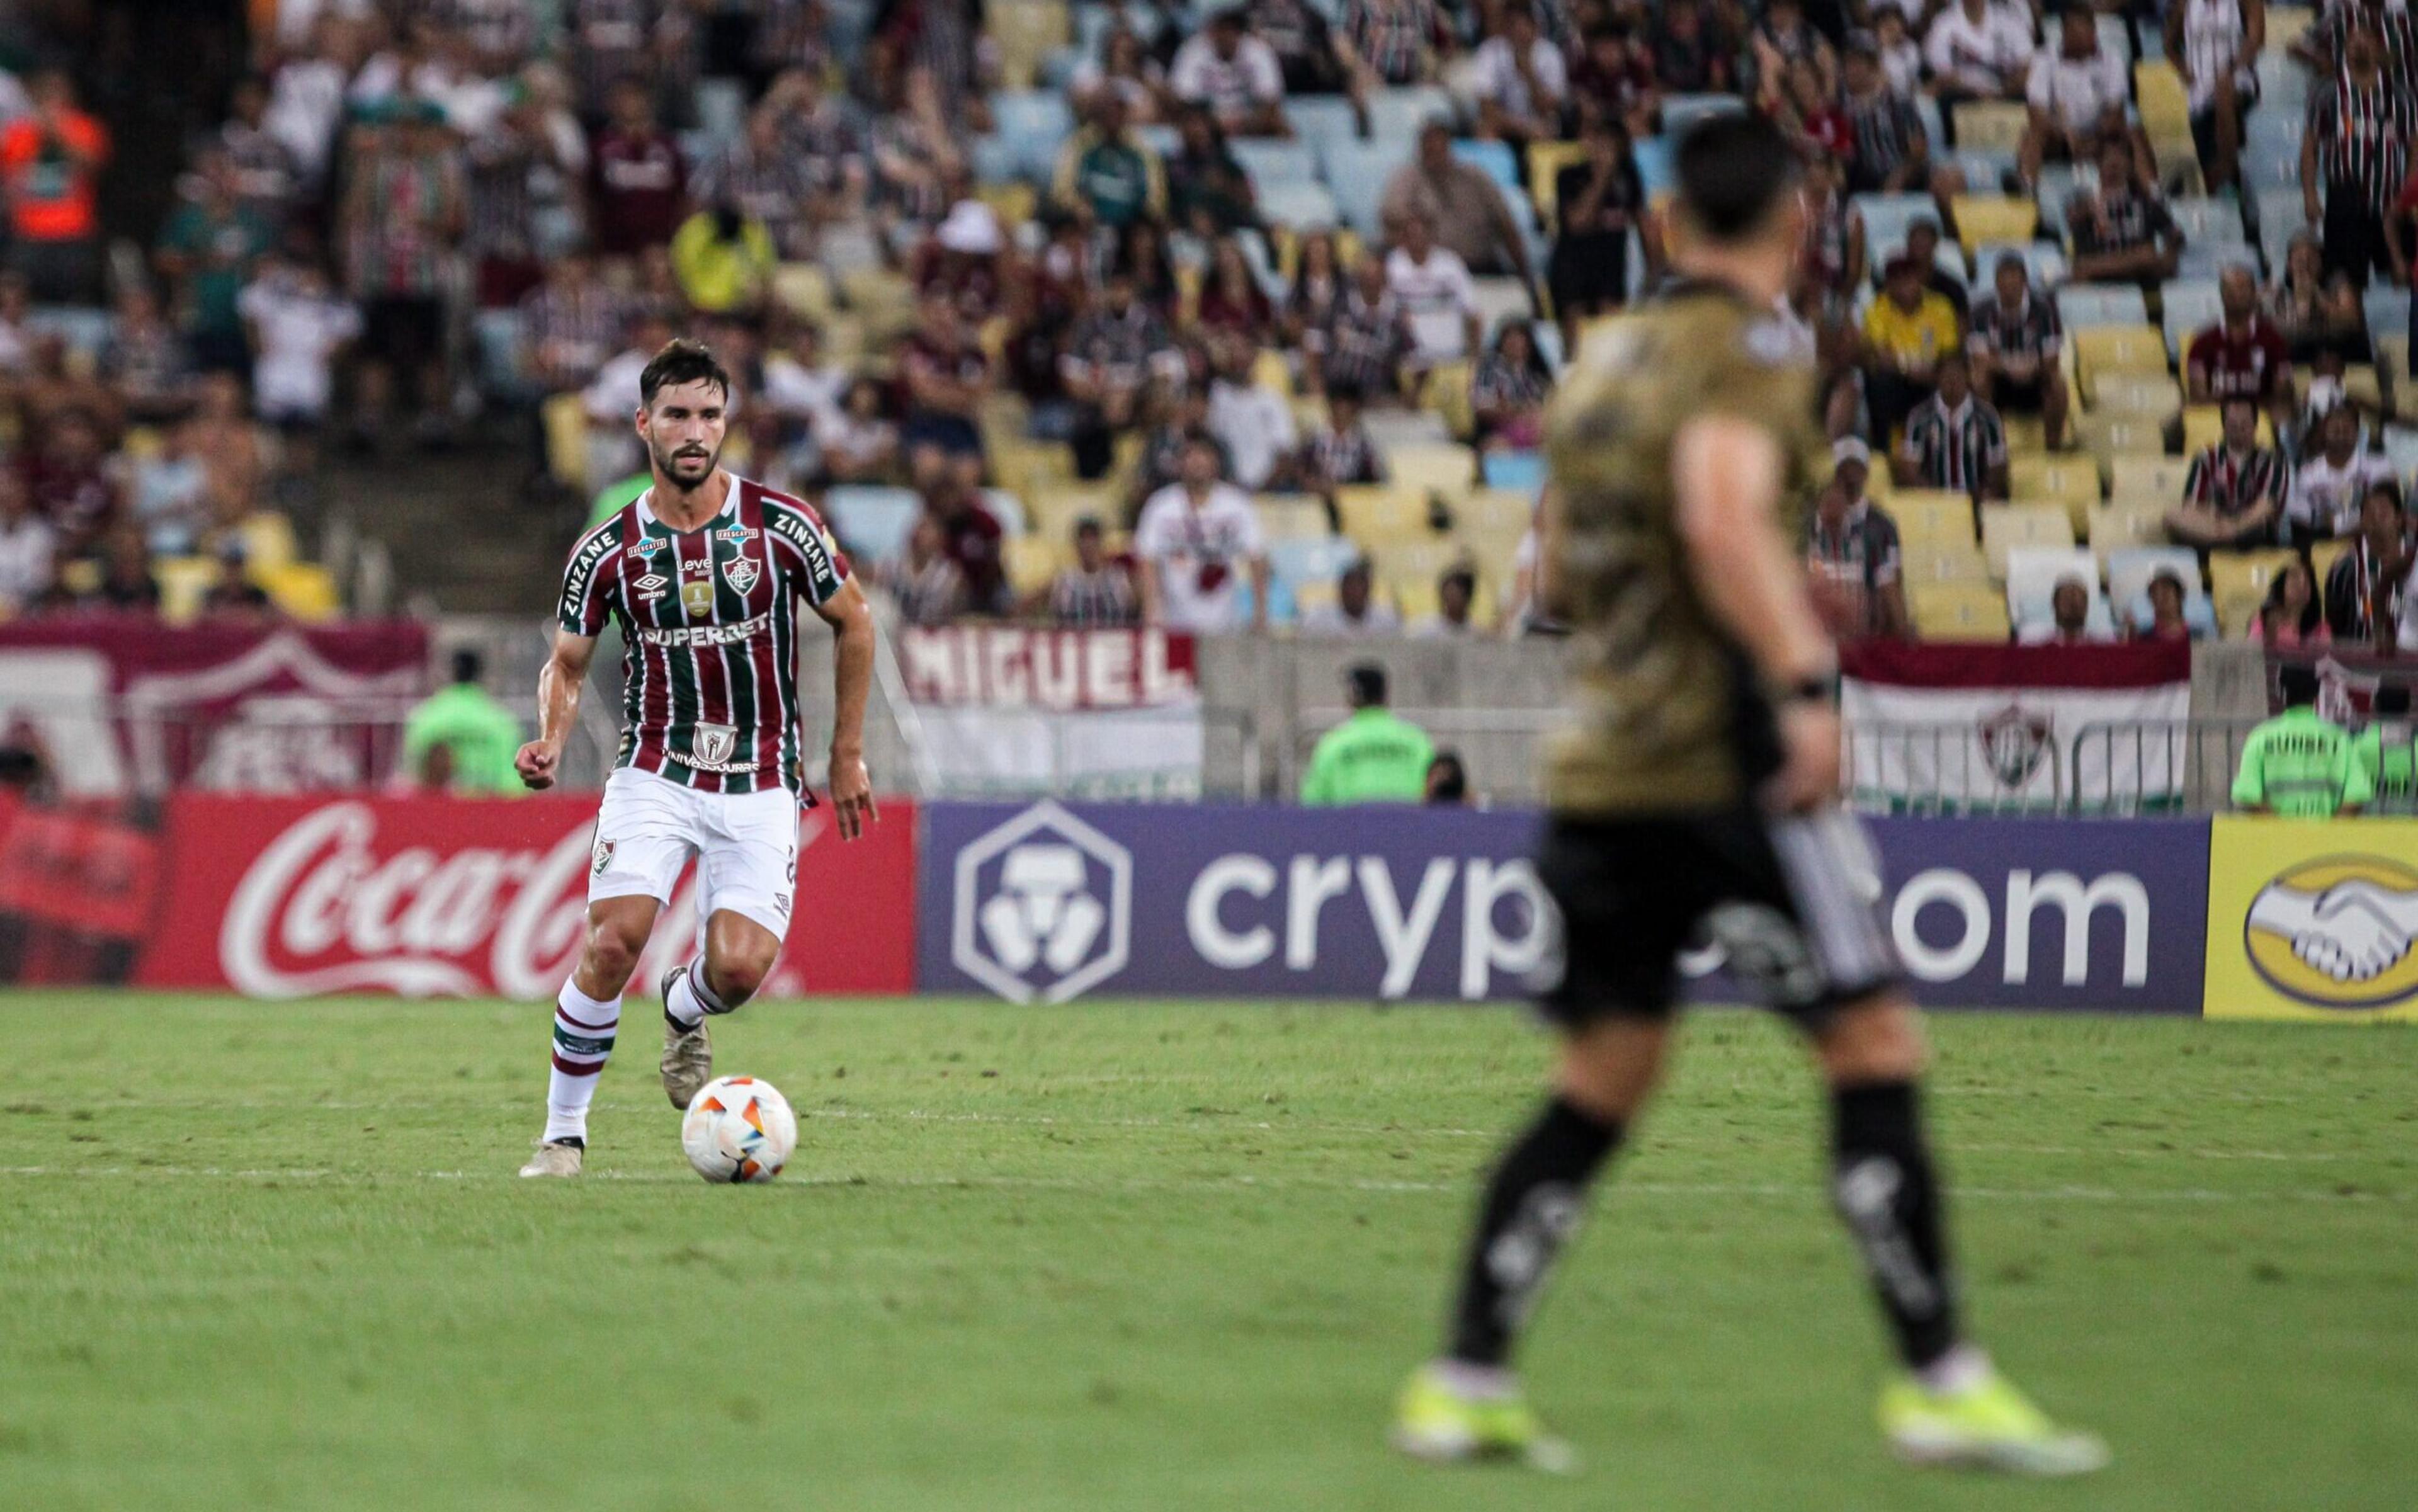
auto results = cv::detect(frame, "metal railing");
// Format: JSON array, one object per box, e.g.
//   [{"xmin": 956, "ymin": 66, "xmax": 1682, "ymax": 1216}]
[
  {"xmin": 1842, "ymin": 720, "xmax": 2069, "ymax": 816},
  {"xmin": 2065, "ymin": 719, "xmax": 2264, "ymax": 815}
]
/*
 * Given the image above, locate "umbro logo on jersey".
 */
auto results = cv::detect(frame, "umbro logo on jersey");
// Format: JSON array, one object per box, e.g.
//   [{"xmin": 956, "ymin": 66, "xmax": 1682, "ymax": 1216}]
[
  {"xmin": 723, "ymin": 555, "xmax": 761, "ymax": 593},
  {"xmin": 633, "ymin": 573, "xmax": 667, "ymax": 591}
]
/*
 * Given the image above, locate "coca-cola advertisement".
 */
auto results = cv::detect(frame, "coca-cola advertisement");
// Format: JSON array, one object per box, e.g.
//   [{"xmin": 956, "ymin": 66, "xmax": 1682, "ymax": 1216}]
[
  {"xmin": 0, "ymin": 620, "xmax": 429, "ymax": 797},
  {"xmin": 99, "ymin": 793, "xmax": 917, "ymax": 998}
]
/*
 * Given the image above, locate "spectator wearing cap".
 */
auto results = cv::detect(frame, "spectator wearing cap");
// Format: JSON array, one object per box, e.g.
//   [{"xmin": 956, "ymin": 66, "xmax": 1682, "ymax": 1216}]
[
  {"xmin": 1841, "ymin": 38, "xmax": 1933, "ymax": 196},
  {"xmin": 2331, "ymin": 484, "xmax": 2407, "ymax": 642},
  {"xmin": 1135, "ymin": 431, "xmax": 1271, "ymax": 632},
  {"xmin": 1924, "ymin": 0, "xmax": 2036, "ymax": 116},
  {"xmin": 1897, "ymin": 350, "xmax": 2009, "ymax": 501},
  {"xmin": 1385, "ymin": 210, "xmax": 1483, "ymax": 368},
  {"xmin": 1967, "ymin": 251, "xmax": 2070, "ymax": 450},
  {"xmin": 1380, "ymin": 119, "xmax": 1530, "ymax": 278},
  {"xmin": 1808, "ymin": 438, "xmax": 1909, "ymax": 640},
  {"xmin": 1410, "ymin": 564, "xmax": 1480, "ymax": 637},
  {"xmin": 2170, "ymin": 395, "xmax": 2288, "ymax": 548},
  {"xmin": 2133, "ymin": 569, "xmax": 2199, "ymax": 641},
  {"xmin": 2021, "ymin": 8, "xmax": 2140, "ymax": 188},
  {"xmin": 1042, "ymin": 516, "xmax": 1141, "ymax": 628},
  {"xmin": 2067, "ymin": 137, "xmax": 2184, "ymax": 291},
  {"xmin": 1470, "ymin": 6, "xmax": 1568, "ymax": 156},
  {"xmin": 1302, "ymin": 554, "xmax": 1404, "ymax": 635},
  {"xmin": 0, "ymin": 69, "xmax": 109, "ymax": 302},
  {"xmin": 1301, "ymin": 664, "xmax": 1434, "ymax": 804},
  {"xmin": 1863, "ymin": 251, "xmax": 1962, "ymax": 443},
  {"xmin": 1052, "ymin": 91, "xmax": 1170, "ymax": 229},
  {"xmin": 915, "ymin": 200, "xmax": 1009, "ymax": 326},
  {"xmin": 1170, "ymin": 7, "xmax": 1290, "ymax": 138},
  {"xmin": 2018, "ymin": 575, "xmax": 2115, "ymax": 644},
  {"xmin": 2285, "ymin": 402, "xmax": 2395, "ymax": 545}
]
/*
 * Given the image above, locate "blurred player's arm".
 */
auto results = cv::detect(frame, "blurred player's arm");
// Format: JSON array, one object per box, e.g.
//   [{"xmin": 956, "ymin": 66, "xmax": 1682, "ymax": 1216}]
[
  {"xmin": 1673, "ymin": 414, "xmax": 1841, "ymax": 812},
  {"xmin": 812, "ymin": 574, "xmax": 880, "ymax": 840},
  {"xmin": 515, "ymin": 629, "xmax": 596, "ymax": 790}
]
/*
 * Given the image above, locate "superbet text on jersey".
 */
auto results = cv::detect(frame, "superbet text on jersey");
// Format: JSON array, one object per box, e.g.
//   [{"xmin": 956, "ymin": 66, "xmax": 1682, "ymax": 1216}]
[{"xmin": 557, "ymin": 477, "xmax": 848, "ymax": 795}]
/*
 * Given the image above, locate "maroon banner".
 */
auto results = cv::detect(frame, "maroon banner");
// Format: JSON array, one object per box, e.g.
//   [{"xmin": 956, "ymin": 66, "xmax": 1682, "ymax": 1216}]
[
  {"xmin": 894, "ymin": 627, "xmax": 1196, "ymax": 708},
  {"xmin": 1841, "ymin": 639, "xmax": 2192, "ymax": 688},
  {"xmin": 0, "ymin": 618, "xmax": 429, "ymax": 795},
  {"xmin": 96, "ymin": 792, "xmax": 917, "ymax": 999}
]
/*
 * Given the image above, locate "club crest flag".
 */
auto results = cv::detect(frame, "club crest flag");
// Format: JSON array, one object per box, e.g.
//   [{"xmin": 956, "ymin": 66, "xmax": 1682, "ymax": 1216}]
[{"xmin": 1840, "ymin": 642, "xmax": 2192, "ymax": 814}]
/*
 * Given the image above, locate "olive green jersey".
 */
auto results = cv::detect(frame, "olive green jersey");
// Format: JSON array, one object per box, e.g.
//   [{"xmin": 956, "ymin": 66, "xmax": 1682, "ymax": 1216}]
[{"xmin": 1541, "ymin": 281, "xmax": 1832, "ymax": 814}]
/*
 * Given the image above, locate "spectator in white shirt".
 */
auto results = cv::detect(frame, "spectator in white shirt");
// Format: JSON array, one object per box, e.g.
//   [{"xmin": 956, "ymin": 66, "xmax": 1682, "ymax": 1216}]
[
  {"xmin": 2021, "ymin": 9, "xmax": 2140, "ymax": 186},
  {"xmin": 1205, "ymin": 335, "xmax": 1298, "ymax": 491},
  {"xmin": 1169, "ymin": 8, "xmax": 1290, "ymax": 139},
  {"xmin": 1409, "ymin": 564, "xmax": 1480, "ymax": 637},
  {"xmin": 1472, "ymin": 8, "xmax": 1567, "ymax": 149},
  {"xmin": 1384, "ymin": 210, "xmax": 1482, "ymax": 365},
  {"xmin": 1924, "ymin": 0, "xmax": 2036, "ymax": 105},
  {"xmin": 237, "ymin": 254, "xmax": 362, "ymax": 432},
  {"xmin": 1135, "ymin": 431, "xmax": 1272, "ymax": 631},
  {"xmin": 1875, "ymin": 9, "xmax": 1926, "ymax": 98},
  {"xmin": 2285, "ymin": 401, "xmax": 2396, "ymax": 546},
  {"xmin": 1301, "ymin": 555, "xmax": 1404, "ymax": 635},
  {"xmin": 0, "ymin": 469, "xmax": 56, "ymax": 614}
]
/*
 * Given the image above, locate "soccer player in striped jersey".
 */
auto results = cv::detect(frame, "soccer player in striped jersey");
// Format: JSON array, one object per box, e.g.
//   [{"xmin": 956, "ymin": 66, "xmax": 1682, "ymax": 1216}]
[{"xmin": 513, "ymin": 339, "xmax": 878, "ymax": 1177}]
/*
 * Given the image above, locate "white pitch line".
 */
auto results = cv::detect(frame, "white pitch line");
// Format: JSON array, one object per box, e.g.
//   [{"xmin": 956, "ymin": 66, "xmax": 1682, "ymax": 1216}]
[{"xmin": 0, "ymin": 1164, "xmax": 2400, "ymax": 1203}]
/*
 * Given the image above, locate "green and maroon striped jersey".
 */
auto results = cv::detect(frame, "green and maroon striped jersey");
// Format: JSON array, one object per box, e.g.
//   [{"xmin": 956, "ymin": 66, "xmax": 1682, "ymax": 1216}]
[{"xmin": 556, "ymin": 475, "xmax": 848, "ymax": 795}]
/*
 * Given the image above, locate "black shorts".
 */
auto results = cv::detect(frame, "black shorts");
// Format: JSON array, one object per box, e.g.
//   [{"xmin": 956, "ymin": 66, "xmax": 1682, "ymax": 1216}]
[
  {"xmin": 1534, "ymin": 806, "xmax": 1900, "ymax": 1031},
  {"xmin": 363, "ymin": 296, "xmax": 444, "ymax": 370},
  {"xmin": 1994, "ymin": 374, "xmax": 2047, "ymax": 413}
]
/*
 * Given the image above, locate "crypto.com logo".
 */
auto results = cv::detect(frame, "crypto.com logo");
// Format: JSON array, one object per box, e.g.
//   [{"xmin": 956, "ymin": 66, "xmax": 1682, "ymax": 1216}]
[
  {"xmin": 2244, "ymin": 855, "xmax": 2418, "ymax": 1010},
  {"xmin": 951, "ymin": 802, "xmax": 1132, "ymax": 1003}
]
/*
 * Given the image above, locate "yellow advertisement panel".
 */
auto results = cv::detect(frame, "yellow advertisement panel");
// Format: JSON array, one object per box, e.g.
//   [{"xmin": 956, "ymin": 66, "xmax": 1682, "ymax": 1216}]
[{"xmin": 2206, "ymin": 817, "xmax": 2418, "ymax": 1022}]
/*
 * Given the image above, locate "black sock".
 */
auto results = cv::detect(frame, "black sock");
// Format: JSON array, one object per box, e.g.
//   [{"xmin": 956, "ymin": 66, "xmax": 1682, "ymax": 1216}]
[
  {"xmin": 1446, "ymin": 1096, "xmax": 1624, "ymax": 1368},
  {"xmin": 1831, "ymin": 1081, "xmax": 1960, "ymax": 1371}
]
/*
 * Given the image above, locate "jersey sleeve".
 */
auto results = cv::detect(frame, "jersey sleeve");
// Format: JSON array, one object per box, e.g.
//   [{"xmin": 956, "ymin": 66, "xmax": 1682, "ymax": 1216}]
[
  {"xmin": 556, "ymin": 522, "xmax": 622, "ymax": 636},
  {"xmin": 766, "ymin": 500, "xmax": 848, "ymax": 606}
]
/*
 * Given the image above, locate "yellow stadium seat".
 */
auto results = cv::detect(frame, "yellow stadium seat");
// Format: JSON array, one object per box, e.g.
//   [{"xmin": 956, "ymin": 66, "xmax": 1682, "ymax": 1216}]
[
  {"xmin": 2109, "ymin": 454, "xmax": 2194, "ymax": 503},
  {"xmin": 1900, "ymin": 540, "xmax": 1990, "ymax": 585},
  {"xmin": 1528, "ymin": 140, "xmax": 1587, "ymax": 227},
  {"xmin": 2310, "ymin": 535, "xmax": 2353, "ymax": 584},
  {"xmin": 1422, "ymin": 360, "xmax": 1475, "ymax": 440},
  {"xmin": 1002, "ymin": 534, "xmax": 1067, "ymax": 597},
  {"xmin": 987, "ymin": 0, "xmax": 1071, "ymax": 88},
  {"xmin": 2377, "ymin": 335, "xmax": 2409, "ymax": 390},
  {"xmin": 772, "ymin": 263, "xmax": 834, "ymax": 322},
  {"xmin": 2087, "ymin": 500, "xmax": 2172, "ymax": 551},
  {"xmin": 2074, "ymin": 412, "xmax": 2165, "ymax": 462},
  {"xmin": 839, "ymin": 268, "xmax": 916, "ymax": 341},
  {"xmin": 236, "ymin": 512, "xmax": 298, "ymax": 573},
  {"xmin": 1023, "ymin": 482, "xmax": 1122, "ymax": 541},
  {"xmin": 1383, "ymin": 443, "xmax": 1479, "ymax": 496},
  {"xmin": 1885, "ymin": 489, "xmax": 1978, "ymax": 548},
  {"xmin": 2011, "ymin": 455, "xmax": 2103, "ymax": 533},
  {"xmin": 1910, "ymin": 581, "xmax": 2013, "ymax": 640},
  {"xmin": 2073, "ymin": 326, "xmax": 2172, "ymax": 395},
  {"xmin": 2134, "ymin": 62, "xmax": 2192, "ymax": 136},
  {"xmin": 154, "ymin": 556, "xmax": 215, "ymax": 625},
  {"xmin": 2267, "ymin": 6, "xmax": 2315, "ymax": 52},
  {"xmin": 1999, "ymin": 412, "xmax": 2048, "ymax": 455},
  {"xmin": 1251, "ymin": 348, "xmax": 1294, "ymax": 397},
  {"xmin": 975, "ymin": 181, "xmax": 1036, "ymax": 229},
  {"xmin": 1953, "ymin": 101, "xmax": 2029, "ymax": 153},
  {"xmin": 2208, "ymin": 548, "xmax": 2299, "ymax": 609},
  {"xmin": 2090, "ymin": 373, "xmax": 2183, "ymax": 419},
  {"xmin": 990, "ymin": 438, "xmax": 1072, "ymax": 499},
  {"xmin": 1951, "ymin": 196, "xmax": 2038, "ymax": 258},
  {"xmin": 1980, "ymin": 502, "xmax": 2076, "ymax": 579},
  {"xmin": 1458, "ymin": 487, "xmax": 1539, "ymax": 543},
  {"xmin": 1256, "ymin": 495, "xmax": 1332, "ymax": 540},
  {"xmin": 1334, "ymin": 485, "xmax": 1433, "ymax": 542},
  {"xmin": 541, "ymin": 391, "xmax": 589, "ymax": 490},
  {"xmin": 259, "ymin": 563, "xmax": 340, "ymax": 622},
  {"xmin": 2180, "ymin": 404, "xmax": 2276, "ymax": 454}
]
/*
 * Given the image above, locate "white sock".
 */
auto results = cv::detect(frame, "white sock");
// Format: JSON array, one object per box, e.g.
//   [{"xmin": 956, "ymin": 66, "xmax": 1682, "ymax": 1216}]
[
  {"xmin": 1916, "ymin": 1343, "xmax": 1991, "ymax": 1395},
  {"xmin": 543, "ymin": 981, "xmax": 621, "ymax": 1144},
  {"xmin": 663, "ymin": 961, "xmax": 727, "ymax": 1030}
]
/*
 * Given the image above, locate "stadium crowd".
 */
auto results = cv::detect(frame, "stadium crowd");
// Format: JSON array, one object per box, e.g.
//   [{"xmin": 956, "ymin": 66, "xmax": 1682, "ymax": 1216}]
[{"xmin": 13, "ymin": 0, "xmax": 2418, "ymax": 644}]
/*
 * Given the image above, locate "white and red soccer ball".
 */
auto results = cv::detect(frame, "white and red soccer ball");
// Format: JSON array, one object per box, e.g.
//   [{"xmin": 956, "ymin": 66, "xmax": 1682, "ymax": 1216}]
[{"xmin": 680, "ymin": 1076, "xmax": 798, "ymax": 1183}]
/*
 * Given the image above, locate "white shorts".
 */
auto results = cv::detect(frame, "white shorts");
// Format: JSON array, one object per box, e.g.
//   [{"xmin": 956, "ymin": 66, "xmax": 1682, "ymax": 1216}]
[{"xmin": 587, "ymin": 767, "xmax": 799, "ymax": 941}]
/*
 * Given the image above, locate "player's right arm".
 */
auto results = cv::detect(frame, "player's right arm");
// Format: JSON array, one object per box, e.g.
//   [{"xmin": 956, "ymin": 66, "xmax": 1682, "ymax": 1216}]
[
  {"xmin": 1672, "ymin": 414, "xmax": 1841, "ymax": 813},
  {"xmin": 516, "ymin": 629, "xmax": 596, "ymax": 790}
]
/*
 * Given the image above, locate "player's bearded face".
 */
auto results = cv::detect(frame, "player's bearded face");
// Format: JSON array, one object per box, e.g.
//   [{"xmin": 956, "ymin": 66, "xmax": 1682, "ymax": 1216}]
[{"xmin": 642, "ymin": 380, "xmax": 729, "ymax": 488}]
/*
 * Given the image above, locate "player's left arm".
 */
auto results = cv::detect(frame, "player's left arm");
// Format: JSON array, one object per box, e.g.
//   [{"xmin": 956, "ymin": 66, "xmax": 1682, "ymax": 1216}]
[{"xmin": 810, "ymin": 574, "xmax": 880, "ymax": 840}]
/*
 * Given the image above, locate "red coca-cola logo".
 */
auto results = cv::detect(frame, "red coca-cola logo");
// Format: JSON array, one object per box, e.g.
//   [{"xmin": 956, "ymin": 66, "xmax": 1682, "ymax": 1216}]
[{"xmin": 219, "ymin": 802, "xmax": 594, "ymax": 998}]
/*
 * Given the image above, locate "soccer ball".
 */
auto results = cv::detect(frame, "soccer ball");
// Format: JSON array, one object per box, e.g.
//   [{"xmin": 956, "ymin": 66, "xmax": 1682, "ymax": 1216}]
[{"xmin": 680, "ymin": 1076, "xmax": 798, "ymax": 1183}]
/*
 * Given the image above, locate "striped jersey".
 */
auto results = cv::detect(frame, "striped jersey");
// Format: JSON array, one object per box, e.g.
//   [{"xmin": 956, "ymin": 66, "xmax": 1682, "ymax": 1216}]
[
  {"xmin": 556, "ymin": 475, "xmax": 849, "ymax": 795},
  {"xmin": 1900, "ymin": 394, "xmax": 2009, "ymax": 498},
  {"xmin": 2182, "ymin": 441, "xmax": 2289, "ymax": 516},
  {"xmin": 2310, "ymin": 68, "xmax": 2418, "ymax": 210}
]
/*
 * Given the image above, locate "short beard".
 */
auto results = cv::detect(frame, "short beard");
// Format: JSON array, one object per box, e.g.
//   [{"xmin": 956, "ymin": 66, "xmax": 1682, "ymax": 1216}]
[{"xmin": 652, "ymin": 442, "xmax": 720, "ymax": 491}]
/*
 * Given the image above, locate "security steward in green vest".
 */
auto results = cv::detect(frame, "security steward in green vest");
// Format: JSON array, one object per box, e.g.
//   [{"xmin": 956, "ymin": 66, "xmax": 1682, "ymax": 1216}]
[
  {"xmin": 2234, "ymin": 666, "xmax": 2373, "ymax": 817},
  {"xmin": 1300, "ymin": 664, "xmax": 1435, "ymax": 805}
]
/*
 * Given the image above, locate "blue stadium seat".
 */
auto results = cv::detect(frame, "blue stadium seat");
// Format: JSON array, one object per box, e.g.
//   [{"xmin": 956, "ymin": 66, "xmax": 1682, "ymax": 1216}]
[
  {"xmin": 969, "ymin": 134, "xmax": 1023, "ymax": 185},
  {"xmin": 2057, "ymin": 283, "xmax": 2152, "ymax": 329},
  {"xmin": 1232, "ymin": 138, "xmax": 1320, "ymax": 190},
  {"xmin": 1633, "ymin": 135, "xmax": 1676, "ymax": 198},
  {"xmin": 2366, "ymin": 287, "xmax": 2412, "ymax": 341},
  {"xmin": 1282, "ymin": 96, "xmax": 1358, "ymax": 149},
  {"xmin": 994, "ymin": 90, "xmax": 1074, "ymax": 178},
  {"xmin": 1269, "ymin": 536, "xmax": 1361, "ymax": 593},
  {"xmin": 2167, "ymin": 196, "xmax": 2249, "ymax": 245},
  {"xmin": 1480, "ymin": 451, "xmax": 1545, "ymax": 492},
  {"xmin": 1257, "ymin": 180, "xmax": 1343, "ymax": 231},
  {"xmin": 2175, "ymin": 241, "xmax": 2262, "ymax": 281},
  {"xmin": 1450, "ymin": 139, "xmax": 1520, "ymax": 192},
  {"xmin": 2160, "ymin": 278, "xmax": 2224, "ymax": 356},
  {"xmin": 1319, "ymin": 139, "xmax": 1410, "ymax": 237},
  {"xmin": 1661, "ymin": 93, "xmax": 1746, "ymax": 137},
  {"xmin": 825, "ymin": 486, "xmax": 922, "ymax": 568},
  {"xmin": 1853, "ymin": 192, "xmax": 1942, "ymax": 258},
  {"xmin": 1367, "ymin": 86, "xmax": 1455, "ymax": 144}
]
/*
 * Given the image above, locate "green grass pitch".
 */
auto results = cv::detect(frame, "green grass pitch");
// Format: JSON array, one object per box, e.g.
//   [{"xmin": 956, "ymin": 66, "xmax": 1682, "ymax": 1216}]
[{"xmin": 0, "ymin": 994, "xmax": 2409, "ymax": 1511}]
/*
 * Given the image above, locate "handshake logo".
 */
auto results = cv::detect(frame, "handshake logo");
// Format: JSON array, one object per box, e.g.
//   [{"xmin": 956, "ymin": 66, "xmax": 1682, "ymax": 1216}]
[{"xmin": 2244, "ymin": 858, "xmax": 2418, "ymax": 1008}]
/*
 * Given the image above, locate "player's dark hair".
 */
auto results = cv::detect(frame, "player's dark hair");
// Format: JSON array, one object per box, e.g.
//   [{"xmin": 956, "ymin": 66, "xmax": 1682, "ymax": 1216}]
[
  {"xmin": 1674, "ymin": 113, "xmax": 1802, "ymax": 243},
  {"xmin": 639, "ymin": 339, "xmax": 729, "ymax": 407},
  {"xmin": 2279, "ymin": 665, "xmax": 2320, "ymax": 707}
]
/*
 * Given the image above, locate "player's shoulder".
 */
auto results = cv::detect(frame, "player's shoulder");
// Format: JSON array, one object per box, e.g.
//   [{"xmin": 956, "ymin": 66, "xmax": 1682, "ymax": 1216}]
[
  {"xmin": 564, "ymin": 507, "xmax": 631, "ymax": 570},
  {"xmin": 1572, "ymin": 282, "xmax": 1800, "ymax": 396}
]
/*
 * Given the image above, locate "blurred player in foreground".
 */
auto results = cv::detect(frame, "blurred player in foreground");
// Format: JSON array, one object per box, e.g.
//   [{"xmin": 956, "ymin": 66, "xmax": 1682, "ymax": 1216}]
[
  {"xmin": 514, "ymin": 340, "xmax": 878, "ymax": 1176},
  {"xmin": 1392, "ymin": 116, "xmax": 2108, "ymax": 1477}
]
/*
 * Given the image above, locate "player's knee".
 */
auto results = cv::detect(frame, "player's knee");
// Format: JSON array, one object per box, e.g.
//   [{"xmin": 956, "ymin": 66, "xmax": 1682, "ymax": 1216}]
[
  {"xmin": 705, "ymin": 944, "xmax": 776, "ymax": 1008},
  {"xmin": 580, "ymin": 924, "xmax": 646, "ymax": 994},
  {"xmin": 1816, "ymin": 994, "xmax": 1929, "ymax": 1085}
]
